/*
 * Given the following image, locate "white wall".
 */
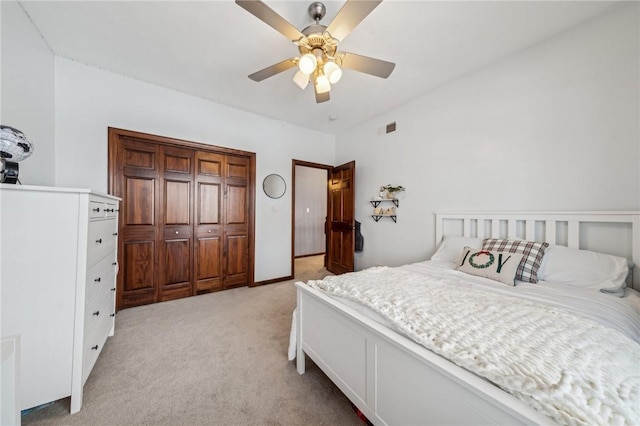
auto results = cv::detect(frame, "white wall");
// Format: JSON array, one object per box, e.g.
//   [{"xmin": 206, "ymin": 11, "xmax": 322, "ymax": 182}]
[
  {"xmin": 54, "ymin": 58, "xmax": 335, "ymax": 282},
  {"xmin": 338, "ymin": 2, "xmax": 640, "ymax": 271},
  {"xmin": 1, "ymin": 1, "xmax": 55, "ymax": 185}
]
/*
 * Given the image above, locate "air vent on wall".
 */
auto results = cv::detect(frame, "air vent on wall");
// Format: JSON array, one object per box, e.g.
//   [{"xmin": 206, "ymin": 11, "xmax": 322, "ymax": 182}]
[{"xmin": 386, "ymin": 122, "xmax": 397, "ymax": 134}]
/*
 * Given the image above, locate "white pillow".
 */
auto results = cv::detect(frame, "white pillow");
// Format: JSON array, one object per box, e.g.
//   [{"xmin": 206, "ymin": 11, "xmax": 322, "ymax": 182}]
[
  {"xmin": 431, "ymin": 235, "xmax": 483, "ymax": 264},
  {"xmin": 537, "ymin": 245, "xmax": 630, "ymax": 295}
]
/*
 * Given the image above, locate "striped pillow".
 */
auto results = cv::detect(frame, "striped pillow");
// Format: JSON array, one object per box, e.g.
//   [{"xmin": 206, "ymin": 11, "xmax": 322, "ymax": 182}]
[{"xmin": 481, "ymin": 239, "xmax": 549, "ymax": 283}]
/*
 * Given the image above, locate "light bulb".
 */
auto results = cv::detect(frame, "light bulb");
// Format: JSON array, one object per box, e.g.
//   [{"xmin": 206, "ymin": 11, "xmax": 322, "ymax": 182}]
[
  {"xmin": 293, "ymin": 70, "xmax": 309, "ymax": 90},
  {"xmin": 298, "ymin": 53, "xmax": 317, "ymax": 75},
  {"xmin": 315, "ymin": 75, "xmax": 330, "ymax": 94},
  {"xmin": 324, "ymin": 61, "xmax": 342, "ymax": 84}
]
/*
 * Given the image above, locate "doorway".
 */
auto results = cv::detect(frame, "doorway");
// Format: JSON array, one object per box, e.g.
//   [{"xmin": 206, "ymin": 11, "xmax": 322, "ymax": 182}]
[
  {"xmin": 292, "ymin": 160, "xmax": 330, "ymax": 279},
  {"xmin": 291, "ymin": 159, "xmax": 356, "ymax": 279}
]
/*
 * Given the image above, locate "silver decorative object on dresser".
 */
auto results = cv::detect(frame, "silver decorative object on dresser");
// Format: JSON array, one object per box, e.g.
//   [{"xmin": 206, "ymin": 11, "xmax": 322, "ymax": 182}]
[{"xmin": 0, "ymin": 185, "xmax": 121, "ymax": 414}]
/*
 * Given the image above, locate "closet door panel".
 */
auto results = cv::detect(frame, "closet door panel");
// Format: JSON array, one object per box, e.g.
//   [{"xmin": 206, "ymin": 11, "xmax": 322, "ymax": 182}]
[
  {"xmin": 162, "ymin": 237, "xmax": 191, "ymax": 278},
  {"xmin": 196, "ymin": 236, "xmax": 222, "ymax": 292},
  {"xmin": 198, "ymin": 183, "xmax": 221, "ymax": 225},
  {"xmin": 197, "ymin": 154, "xmax": 223, "ymax": 177},
  {"xmin": 123, "ymin": 241, "xmax": 155, "ymax": 291},
  {"xmin": 125, "ymin": 178, "xmax": 155, "ymax": 225},
  {"xmin": 195, "ymin": 151, "xmax": 224, "ymax": 293},
  {"xmin": 224, "ymin": 233, "xmax": 248, "ymax": 288},
  {"xmin": 226, "ymin": 185, "xmax": 247, "ymax": 225},
  {"xmin": 118, "ymin": 139, "xmax": 160, "ymax": 308},
  {"xmin": 159, "ymin": 146, "xmax": 194, "ymax": 302},
  {"xmin": 164, "ymin": 180, "xmax": 191, "ymax": 225},
  {"xmin": 223, "ymin": 156, "xmax": 250, "ymax": 289},
  {"xmin": 164, "ymin": 153, "xmax": 191, "ymax": 174},
  {"xmin": 226, "ymin": 156, "xmax": 249, "ymax": 181},
  {"xmin": 160, "ymin": 233, "xmax": 192, "ymax": 301}
]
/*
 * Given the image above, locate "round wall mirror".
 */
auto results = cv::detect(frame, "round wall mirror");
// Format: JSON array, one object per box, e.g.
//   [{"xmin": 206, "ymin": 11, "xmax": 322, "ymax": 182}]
[{"xmin": 263, "ymin": 174, "xmax": 286, "ymax": 199}]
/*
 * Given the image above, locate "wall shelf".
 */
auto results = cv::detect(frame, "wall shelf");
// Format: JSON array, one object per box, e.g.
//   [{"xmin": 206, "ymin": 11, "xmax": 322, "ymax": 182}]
[
  {"xmin": 370, "ymin": 199, "xmax": 399, "ymax": 208},
  {"xmin": 371, "ymin": 214, "xmax": 397, "ymax": 223},
  {"xmin": 370, "ymin": 199, "xmax": 399, "ymax": 223}
]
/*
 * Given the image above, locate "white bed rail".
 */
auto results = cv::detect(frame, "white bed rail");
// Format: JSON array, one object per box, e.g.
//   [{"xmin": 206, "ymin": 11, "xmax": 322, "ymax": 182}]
[{"xmin": 435, "ymin": 211, "xmax": 640, "ymax": 289}]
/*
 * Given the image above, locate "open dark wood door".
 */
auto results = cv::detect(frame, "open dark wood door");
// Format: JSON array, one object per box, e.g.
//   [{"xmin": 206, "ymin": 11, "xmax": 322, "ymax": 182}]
[{"xmin": 327, "ymin": 161, "xmax": 355, "ymax": 275}]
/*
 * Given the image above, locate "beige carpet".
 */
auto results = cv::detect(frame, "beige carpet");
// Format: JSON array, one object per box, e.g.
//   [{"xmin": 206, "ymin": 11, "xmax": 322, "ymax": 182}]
[{"xmin": 22, "ymin": 256, "xmax": 362, "ymax": 425}]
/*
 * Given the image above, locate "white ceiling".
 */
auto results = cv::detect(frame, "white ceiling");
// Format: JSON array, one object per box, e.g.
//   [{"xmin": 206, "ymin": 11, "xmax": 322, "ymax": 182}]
[{"xmin": 19, "ymin": 1, "xmax": 616, "ymax": 134}]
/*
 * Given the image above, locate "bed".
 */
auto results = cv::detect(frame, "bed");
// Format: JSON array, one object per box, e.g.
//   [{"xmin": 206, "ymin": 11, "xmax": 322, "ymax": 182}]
[{"xmin": 293, "ymin": 211, "xmax": 640, "ymax": 425}]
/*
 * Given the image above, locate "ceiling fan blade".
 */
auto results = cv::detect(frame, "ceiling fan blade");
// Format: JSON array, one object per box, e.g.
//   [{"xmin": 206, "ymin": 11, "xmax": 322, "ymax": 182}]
[
  {"xmin": 326, "ymin": 0, "xmax": 382, "ymax": 42},
  {"xmin": 314, "ymin": 86, "xmax": 330, "ymax": 103},
  {"xmin": 236, "ymin": 1, "xmax": 305, "ymax": 42},
  {"xmin": 248, "ymin": 58, "xmax": 297, "ymax": 82},
  {"xmin": 339, "ymin": 52, "xmax": 395, "ymax": 78}
]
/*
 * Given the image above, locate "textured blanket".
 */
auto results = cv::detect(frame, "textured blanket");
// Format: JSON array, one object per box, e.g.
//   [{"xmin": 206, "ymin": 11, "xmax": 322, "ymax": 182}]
[{"xmin": 306, "ymin": 267, "xmax": 640, "ymax": 426}]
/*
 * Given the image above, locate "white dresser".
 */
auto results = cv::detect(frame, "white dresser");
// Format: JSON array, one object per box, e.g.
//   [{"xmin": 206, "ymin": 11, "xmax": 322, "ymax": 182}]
[{"xmin": 0, "ymin": 185, "xmax": 120, "ymax": 413}]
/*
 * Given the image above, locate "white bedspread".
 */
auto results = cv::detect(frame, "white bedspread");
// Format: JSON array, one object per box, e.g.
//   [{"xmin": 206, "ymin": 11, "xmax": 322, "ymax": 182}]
[{"xmin": 303, "ymin": 265, "xmax": 640, "ymax": 426}]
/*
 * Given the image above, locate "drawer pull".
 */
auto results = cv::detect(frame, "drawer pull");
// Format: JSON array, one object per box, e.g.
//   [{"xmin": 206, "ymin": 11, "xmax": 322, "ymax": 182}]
[
  {"xmin": 110, "ymin": 313, "xmax": 116, "ymax": 317},
  {"xmin": 91, "ymin": 345, "xmax": 99, "ymax": 350},
  {"xmin": 92, "ymin": 207, "xmax": 100, "ymax": 213},
  {"xmin": 111, "ymin": 287, "xmax": 116, "ymax": 291},
  {"xmin": 96, "ymin": 238, "xmax": 103, "ymax": 244},
  {"xmin": 94, "ymin": 277, "xmax": 101, "ymax": 283},
  {"xmin": 208, "ymin": 229, "xmax": 212, "ymax": 233},
  {"xmin": 175, "ymin": 231, "xmax": 179, "ymax": 234},
  {"xmin": 93, "ymin": 310, "xmax": 100, "ymax": 316},
  {"xmin": 105, "ymin": 208, "xmax": 114, "ymax": 213},
  {"xmin": 112, "ymin": 262, "xmax": 117, "ymax": 266},
  {"xmin": 112, "ymin": 232, "xmax": 118, "ymax": 236}
]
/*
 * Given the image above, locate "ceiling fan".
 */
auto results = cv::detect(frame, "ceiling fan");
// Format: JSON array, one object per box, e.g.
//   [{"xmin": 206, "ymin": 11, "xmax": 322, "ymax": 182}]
[{"xmin": 236, "ymin": 0, "xmax": 395, "ymax": 103}]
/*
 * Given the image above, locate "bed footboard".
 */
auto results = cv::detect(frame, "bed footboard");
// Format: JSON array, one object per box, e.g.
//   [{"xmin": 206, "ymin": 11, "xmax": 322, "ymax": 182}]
[{"xmin": 296, "ymin": 282, "xmax": 552, "ymax": 425}]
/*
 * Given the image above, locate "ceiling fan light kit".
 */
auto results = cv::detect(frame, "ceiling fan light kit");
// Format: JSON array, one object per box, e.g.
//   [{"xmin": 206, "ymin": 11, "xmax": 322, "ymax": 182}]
[
  {"xmin": 315, "ymin": 74, "xmax": 331, "ymax": 94},
  {"xmin": 324, "ymin": 61, "xmax": 342, "ymax": 84},
  {"xmin": 298, "ymin": 53, "xmax": 317, "ymax": 75},
  {"xmin": 236, "ymin": 0, "xmax": 395, "ymax": 103},
  {"xmin": 293, "ymin": 70, "xmax": 310, "ymax": 90}
]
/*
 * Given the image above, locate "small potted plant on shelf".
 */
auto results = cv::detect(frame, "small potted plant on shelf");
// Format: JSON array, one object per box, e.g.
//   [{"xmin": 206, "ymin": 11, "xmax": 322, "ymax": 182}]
[{"xmin": 380, "ymin": 184, "xmax": 405, "ymax": 199}]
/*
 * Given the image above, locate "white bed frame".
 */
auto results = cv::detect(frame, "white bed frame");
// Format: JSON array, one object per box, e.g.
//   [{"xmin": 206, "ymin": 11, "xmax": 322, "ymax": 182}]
[{"xmin": 296, "ymin": 211, "xmax": 640, "ymax": 425}]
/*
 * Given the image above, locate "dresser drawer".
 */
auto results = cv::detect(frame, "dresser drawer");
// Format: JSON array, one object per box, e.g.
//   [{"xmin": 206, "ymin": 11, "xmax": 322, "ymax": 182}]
[
  {"xmin": 89, "ymin": 201, "xmax": 106, "ymax": 219},
  {"xmin": 86, "ymin": 255, "xmax": 116, "ymax": 304},
  {"xmin": 87, "ymin": 219, "xmax": 117, "ymax": 266},
  {"xmin": 82, "ymin": 309, "xmax": 113, "ymax": 384},
  {"xmin": 105, "ymin": 201, "xmax": 118, "ymax": 218},
  {"xmin": 84, "ymin": 282, "xmax": 115, "ymax": 336}
]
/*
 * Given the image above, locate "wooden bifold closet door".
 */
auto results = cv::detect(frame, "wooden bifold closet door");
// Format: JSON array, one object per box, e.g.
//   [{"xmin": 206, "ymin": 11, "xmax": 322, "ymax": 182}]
[{"xmin": 108, "ymin": 128, "xmax": 255, "ymax": 310}]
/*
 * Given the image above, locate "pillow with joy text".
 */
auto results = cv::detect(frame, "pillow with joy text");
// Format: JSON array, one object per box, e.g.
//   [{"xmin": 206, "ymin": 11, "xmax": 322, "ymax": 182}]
[{"xmin": 456, "ymin": 247, "xmax": 524, "ymax": 286}]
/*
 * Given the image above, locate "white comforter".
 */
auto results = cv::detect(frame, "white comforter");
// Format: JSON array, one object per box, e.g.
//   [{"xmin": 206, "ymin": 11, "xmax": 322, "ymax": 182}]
[{"xmin": 302, "ymin": 263, "xmax": 640, "ymax": 426}]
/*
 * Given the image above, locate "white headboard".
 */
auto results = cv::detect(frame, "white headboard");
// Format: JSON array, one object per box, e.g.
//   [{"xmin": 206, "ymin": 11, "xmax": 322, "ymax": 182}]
[{"xmin": 435, "ymin": 211, "xmax": 640, "ymax": 289}]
